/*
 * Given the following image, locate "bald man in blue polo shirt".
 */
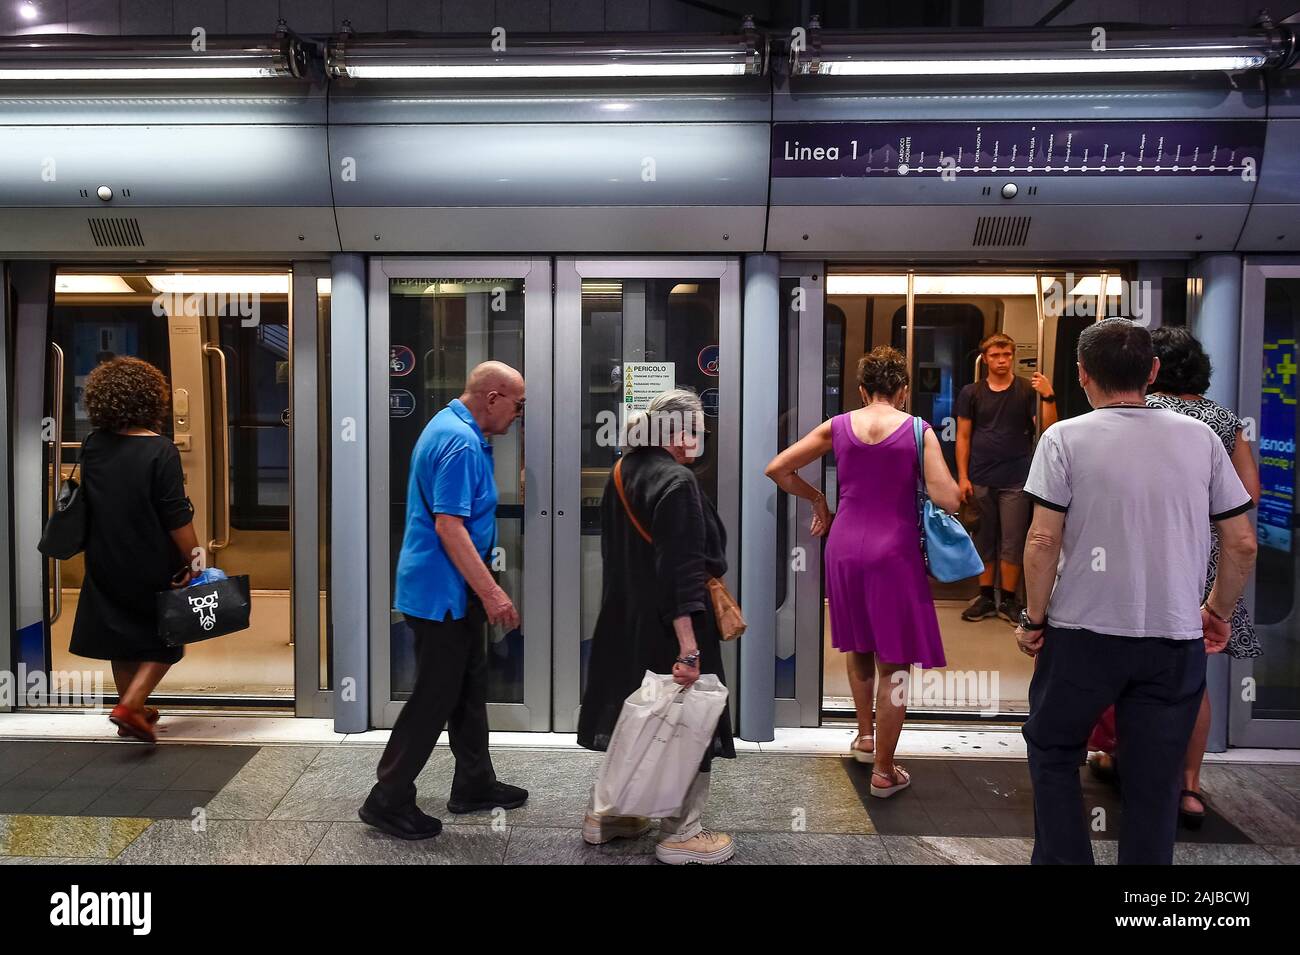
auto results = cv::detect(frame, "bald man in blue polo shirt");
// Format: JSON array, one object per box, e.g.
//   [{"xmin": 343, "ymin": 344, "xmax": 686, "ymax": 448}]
[{"xmin": 360, "ymin": 361, "xmax": 528, "ymax": 840}]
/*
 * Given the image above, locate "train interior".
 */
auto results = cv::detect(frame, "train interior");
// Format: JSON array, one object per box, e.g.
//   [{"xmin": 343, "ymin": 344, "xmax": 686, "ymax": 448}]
[
  {"xmin": 43, "ymin": 268, "xmax": 330, "ymax": 708},
  {"xmin": 816, "ymin": 268, "xmax": 1131, "ymax": 716}
]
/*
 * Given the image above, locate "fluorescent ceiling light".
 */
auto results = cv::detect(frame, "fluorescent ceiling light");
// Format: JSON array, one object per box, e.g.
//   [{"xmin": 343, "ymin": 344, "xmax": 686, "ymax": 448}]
[
  {"xmin": 1068, "ymin": 275, "xmax": 1126, "ymax": 296},
  {"xmin": 148, "ymin": 274, "xmax": 289, "ymax": 294},
  {"xmin": 670, "ymin": 283, "xmax": 700, "ymax": 295},
  {"xmin": 0, "ymin": 66, "xmax": 277, "ymax": 79},
  {"xmin": 55, "ymin": 274, "xmax": 133, "ymax": 294},
  {"xmin": 316, "ymin": 278, "xmax": 331, "ymax": 296},
  {"xmin": 827, "ymin": 275, "xmax": 1054, "ymax": 296},
  {"xmin": 342, "ymin": 62, "xmax": 746, "ymax": 79},
  {"xmin": 582, "ymin": 282, "xmax": 624, "ymax": 294},
  {"xmin": 819, "ymin": 55, "xmax": 1265, "ymax": 76}
]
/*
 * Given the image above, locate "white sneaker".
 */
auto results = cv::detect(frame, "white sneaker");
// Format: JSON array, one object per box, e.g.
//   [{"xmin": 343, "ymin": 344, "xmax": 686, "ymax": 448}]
[
  {"xmin": 583, "ymin": 813, "xmax": 652, "ymax": 845},
  {"xmin": 654, "ymin": 829, "xmax": 735, "ymax": 865}
]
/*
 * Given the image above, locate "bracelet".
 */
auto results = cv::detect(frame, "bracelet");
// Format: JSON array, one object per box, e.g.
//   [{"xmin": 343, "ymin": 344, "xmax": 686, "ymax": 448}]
[
  {"xmin": 1202, "ymin": 602, "xmax": 1230, "ymax": 624},
  {"xmin": 675, "ymin": 651, "xmax": 701, "ymax": 667}
]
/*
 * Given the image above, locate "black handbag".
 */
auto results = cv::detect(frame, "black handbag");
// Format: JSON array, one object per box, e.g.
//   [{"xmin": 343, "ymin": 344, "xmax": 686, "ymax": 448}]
[
  {"xmin": 156, "ymin": 574, "xmax": 252, "ymax": 647},
  {"xmin": 38, "ymin": 436, "xmax": 93, "ymax": 560}
]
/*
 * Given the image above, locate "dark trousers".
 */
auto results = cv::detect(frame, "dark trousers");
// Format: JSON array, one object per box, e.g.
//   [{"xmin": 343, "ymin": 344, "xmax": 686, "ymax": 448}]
[
  {"xmin": 372, "ymin": 602, "xmax": 496, "ymax": 808},
  {"xmin": 1023, "ymin": 626, "xmax": 1205, "ymax": 865}
]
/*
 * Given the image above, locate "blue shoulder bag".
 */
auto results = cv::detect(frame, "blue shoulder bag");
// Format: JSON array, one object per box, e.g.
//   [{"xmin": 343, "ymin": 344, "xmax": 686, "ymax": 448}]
[{"xmin": 913, "ymin": 417, "xmax": 984, "ymax": 583}]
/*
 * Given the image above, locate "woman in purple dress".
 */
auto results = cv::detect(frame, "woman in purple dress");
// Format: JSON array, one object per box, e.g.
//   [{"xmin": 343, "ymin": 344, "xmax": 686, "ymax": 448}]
[{"xmin": 767, "ymin": 346, "xmax": 961, "ymax": 797}]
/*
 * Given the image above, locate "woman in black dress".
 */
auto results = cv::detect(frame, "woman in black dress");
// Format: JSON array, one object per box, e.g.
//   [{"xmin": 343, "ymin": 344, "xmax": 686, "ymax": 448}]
[
  {"xmin": 70, "ymin": 357, "xmax": 199, "ymax": 743},
  {"xmin": 577, "ymin": 388, "xmax": 736, "ymax": 865}
]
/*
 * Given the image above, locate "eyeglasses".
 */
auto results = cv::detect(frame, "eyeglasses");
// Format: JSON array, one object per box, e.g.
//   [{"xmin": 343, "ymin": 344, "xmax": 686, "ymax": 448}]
[{"xmin": 490, "ymin": 391, "xmax": 525, "ymax": 413}]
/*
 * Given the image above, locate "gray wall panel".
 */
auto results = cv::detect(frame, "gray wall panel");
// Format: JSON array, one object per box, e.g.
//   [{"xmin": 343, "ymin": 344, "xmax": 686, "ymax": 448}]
[
  {"xmin": 327, "ymin": 78, "xmax": 770, "ymax": 123},
  {"xmin": 334, "ymin": 205, "xmax": 765, "ymax": 252},
  {"xmin": 774, "ymin": 75, "xmax": 1266, "ymax": 122},
  {"xmin": 0, "ymin": 206, "xmax": 340, "ymax": 254},
  {"xmin": 767, "ymin": 203, "xmax": 1249, "ymax": 254},
  {"xmin": 171, "ymin": 0, "xmax": 226, "ymax": 34},
  {"xmin": 0, "ymin": 124, "xmax": 334, "ymax": 206},
  {"xmin": 0, "ymin": 84, "xmax": 328, "ymax": 124},
  {"xmin": 328, "ymin": 122, "xmax": 768, "ymax": 206},
  {"xmin": 68, "ymin": 0, "xmax": 121, "ymax": 34}
]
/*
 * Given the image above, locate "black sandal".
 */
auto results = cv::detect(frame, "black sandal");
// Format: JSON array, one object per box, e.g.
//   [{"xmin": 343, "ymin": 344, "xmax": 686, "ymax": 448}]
[{"xmin": 1178, "ymin": 789, "xmax": 1206, "ymax": 831}]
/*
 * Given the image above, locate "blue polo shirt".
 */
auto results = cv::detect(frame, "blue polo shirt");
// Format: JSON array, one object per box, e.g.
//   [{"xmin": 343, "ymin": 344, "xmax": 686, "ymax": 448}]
[{"xmin": 393, "ymin": 399, "xmax": 498, "ymax": 622}]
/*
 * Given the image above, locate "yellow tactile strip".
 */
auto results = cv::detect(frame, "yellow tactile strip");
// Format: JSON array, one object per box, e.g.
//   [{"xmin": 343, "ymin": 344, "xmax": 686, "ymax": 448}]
[{"xmin": 0, "ymin": 814, "xmax": 151, "ymax": 859}]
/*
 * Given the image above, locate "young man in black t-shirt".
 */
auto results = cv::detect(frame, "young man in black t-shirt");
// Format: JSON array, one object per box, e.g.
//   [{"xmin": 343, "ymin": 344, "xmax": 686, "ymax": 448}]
[{"xmin": 956, "ymin": 333, "xmax": 1058, "ymax": 623}]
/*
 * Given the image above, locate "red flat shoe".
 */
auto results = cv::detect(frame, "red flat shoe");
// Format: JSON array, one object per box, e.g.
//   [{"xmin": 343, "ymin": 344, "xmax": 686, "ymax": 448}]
[
  {"xmin": 118, "ymin": 706, "xmax": 161, "ymax": 737},
  {"xmin": 109, "ymin": 704, "xmax": 157, "ymax": 743}
]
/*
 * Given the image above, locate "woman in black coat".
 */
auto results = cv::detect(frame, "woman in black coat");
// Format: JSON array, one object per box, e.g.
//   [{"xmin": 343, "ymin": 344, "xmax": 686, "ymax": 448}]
[
  {"xmin": 69, "ymin": 357, "xmax": 199, "ymax": 743},
  {"xmin": 577, "ymin": 388, "xmax": 736, "ymax": 865}
]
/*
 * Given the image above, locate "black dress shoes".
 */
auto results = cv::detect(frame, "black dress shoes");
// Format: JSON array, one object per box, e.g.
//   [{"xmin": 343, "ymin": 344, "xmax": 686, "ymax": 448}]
[
  {"xmin": 358, "ymin": 791, "xmax": 443, "ymax": 840},
  {"xmin": 446, "ymin": 781, "xmax": 529, "ymax": 814}
]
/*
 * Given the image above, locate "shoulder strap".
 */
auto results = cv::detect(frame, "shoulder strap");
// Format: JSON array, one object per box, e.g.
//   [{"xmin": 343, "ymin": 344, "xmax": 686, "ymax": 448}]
[
  {"xmin": 912, "ymin": 416, "xmax": 925, "ymax": 472},
  {"xmin": 613, "ymin": 458, "xmax": 653, "ymax": 544}
]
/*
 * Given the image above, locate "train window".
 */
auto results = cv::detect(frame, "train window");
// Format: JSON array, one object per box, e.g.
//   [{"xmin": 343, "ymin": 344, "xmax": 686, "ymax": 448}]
[
  {"xmin": 51, "ymin": 303, "xmax": 174, "ymax": 453},
  {"xmin": 219, "ymin": 307, "xmax": 291, "ymax": 530}
]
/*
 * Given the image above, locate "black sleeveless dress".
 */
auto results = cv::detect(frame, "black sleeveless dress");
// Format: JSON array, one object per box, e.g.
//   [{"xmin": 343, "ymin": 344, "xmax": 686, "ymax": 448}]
[{"xmin": 69, "ymin": 432, "xmax": 195, "ymax": 664}]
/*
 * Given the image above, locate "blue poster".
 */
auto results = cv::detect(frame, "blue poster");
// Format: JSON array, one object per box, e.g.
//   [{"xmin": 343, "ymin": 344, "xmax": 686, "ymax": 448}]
[{"xmin": 1258, "ymin": 333, "xmax": 1296, "ymax": 553}]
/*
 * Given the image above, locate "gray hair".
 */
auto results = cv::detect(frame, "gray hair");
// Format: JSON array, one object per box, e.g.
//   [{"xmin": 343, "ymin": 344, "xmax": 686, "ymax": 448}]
[{"xmin": 622, "ymin": 387, "xmax": 705, "ymax": 451}]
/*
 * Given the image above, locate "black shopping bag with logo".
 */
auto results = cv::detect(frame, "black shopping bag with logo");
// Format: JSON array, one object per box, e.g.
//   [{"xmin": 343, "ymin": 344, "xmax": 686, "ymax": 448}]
[{"xmin": 156, "ymin": 575, "xmax": 252, "ymax": 647}]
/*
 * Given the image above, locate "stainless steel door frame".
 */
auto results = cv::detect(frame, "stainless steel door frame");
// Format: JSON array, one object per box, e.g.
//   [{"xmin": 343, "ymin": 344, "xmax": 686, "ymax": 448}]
[
  {"xmin": 1232, "ymin": 255, "xmax": 1300, "ymax": 748},
  {"xmin": 552, "ymin": 257, "xmax": 741, "ymax": 731},
  {"xmin": 0, "ymin": 263, "xmax": 11, "ymax": 708},
  {"xmin": 368, "ymin": 257, "xmax": 553, "ymax": 731},
  {"xmin": 291, "ymin": 262, "xmax": 332, "ymax": 718},
  {"xmin": 776, "ymin": 263, "xmax": 826, "ymax": 727}
]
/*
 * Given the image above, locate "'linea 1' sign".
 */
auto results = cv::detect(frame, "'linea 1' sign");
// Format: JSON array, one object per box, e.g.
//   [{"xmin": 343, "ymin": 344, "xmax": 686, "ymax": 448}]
[{"xmin": 772, "ymin": 120, "xmax": 1265, "ymax": 178}]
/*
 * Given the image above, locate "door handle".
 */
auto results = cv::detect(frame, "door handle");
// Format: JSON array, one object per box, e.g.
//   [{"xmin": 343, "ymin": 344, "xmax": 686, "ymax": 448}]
[
  {"xmin": 49, "ymin": 341, "xmax": 64, "ymax": 624},
  {"xmin": 204, "ymin": 342, "xmax": 231, "ymax": 554}
]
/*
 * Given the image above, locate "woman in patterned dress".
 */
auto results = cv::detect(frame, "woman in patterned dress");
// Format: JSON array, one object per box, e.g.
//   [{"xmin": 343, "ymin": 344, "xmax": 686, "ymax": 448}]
[{"xmin": 1090, "ymin": 327, "xmax": 1261, "ymax": 829}]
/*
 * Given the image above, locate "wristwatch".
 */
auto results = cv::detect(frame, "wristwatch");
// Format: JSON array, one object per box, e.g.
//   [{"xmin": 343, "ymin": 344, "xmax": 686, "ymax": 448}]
[
  {"xmin": 1039, "ymin": 394, "xmax": 1056, "ymax": 404},
  {"xmin": 675, "ymin": 650, "xmax": 701, "ymax": 668},
  {"xmin": 1018, "ymin": 609, "xmax": 1046, "ymax": 631}
]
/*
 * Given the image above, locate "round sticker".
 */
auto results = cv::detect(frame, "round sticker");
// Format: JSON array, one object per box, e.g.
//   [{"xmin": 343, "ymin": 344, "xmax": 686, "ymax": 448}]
[
  {"xmin": 700, "ymin": 387, "xmax": 719, "ymax": 418},
  {"xmin": 390, "ymin": 345, "xmax": 415, "ymax": 377},
  {"xmin": 697, "ymin": 345, "xmax": 720, "ymax": 377},
  {"xmin": 389, "ymin": 389, "xmax": 416, "ymax": 418}
]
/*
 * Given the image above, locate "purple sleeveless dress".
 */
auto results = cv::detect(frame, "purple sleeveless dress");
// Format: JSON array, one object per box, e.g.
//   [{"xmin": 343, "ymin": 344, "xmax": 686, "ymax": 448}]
[{"xmin": 824, "ymin": 413, "xmax": 946, "ymax": 668}]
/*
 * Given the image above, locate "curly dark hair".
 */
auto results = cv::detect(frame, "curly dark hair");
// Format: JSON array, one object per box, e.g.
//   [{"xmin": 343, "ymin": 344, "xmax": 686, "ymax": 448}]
[
  {"xmin": 1149, "ymin": 325, "xmax": 1212, "ymax": 396},
  {"xmin": 857, "ymin": 345, "xmax": 910, "ymax": 398},
  {"xmin": 83, "ymin": 356, "xmax": 170, "ymax": 432}
]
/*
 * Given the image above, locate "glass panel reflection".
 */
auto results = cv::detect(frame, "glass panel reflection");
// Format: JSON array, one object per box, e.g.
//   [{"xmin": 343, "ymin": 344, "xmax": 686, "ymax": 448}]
[
  {"xmin": 388, "ymin": 278, "xmax": 526, "ymax": 704},
  {"xmin": 578, "ymin": 278, "xmax": 721, "ymax": 694}
]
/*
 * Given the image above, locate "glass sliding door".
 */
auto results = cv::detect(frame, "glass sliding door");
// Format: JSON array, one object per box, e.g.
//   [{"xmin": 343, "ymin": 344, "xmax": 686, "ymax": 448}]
[
  {"xmin": 1235, "ymin": 257, "xmax": 1300, "ymax": 748},
  {"xmin": 552, "ymin": 258, "xmax": 741, "ymax": 731},
  {"xmin": 368, "ymin": 258, "xmax": 552, "ymax": 731},
  {"xmin": 777, "ymin": 265, "xmax": 826, "ymax": 726}
]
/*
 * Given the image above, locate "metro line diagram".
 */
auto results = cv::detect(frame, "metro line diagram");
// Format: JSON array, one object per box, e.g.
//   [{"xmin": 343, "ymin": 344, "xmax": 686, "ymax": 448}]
[{"xmin": 771, "ymin": 119, "xmax": 1267, "ymax": 177}]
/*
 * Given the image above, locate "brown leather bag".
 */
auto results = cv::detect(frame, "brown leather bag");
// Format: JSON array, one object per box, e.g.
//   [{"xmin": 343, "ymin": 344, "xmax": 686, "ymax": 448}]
[{"xmin": 613, "ymin": 458, "xmax": 746, "ymax": 641}]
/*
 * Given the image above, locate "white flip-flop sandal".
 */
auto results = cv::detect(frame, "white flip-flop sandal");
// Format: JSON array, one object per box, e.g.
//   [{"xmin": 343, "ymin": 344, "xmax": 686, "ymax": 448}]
[
  {"xmin": 850, "ymin": 733, "xmax": 875, "ymax": 765},
  {"xmin": 870, "ymin": 765, "xmax": 911, "ymax": 798}
]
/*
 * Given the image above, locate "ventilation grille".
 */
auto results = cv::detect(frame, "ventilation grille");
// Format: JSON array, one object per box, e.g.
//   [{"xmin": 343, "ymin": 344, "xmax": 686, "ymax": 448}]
[
  {"xmin": 972, "ymin": 215, "xmax": 1031, "ymax": 248},
  {"xmin": 88, "ymin": 216, "xmax": 145, "ymax": 248}
]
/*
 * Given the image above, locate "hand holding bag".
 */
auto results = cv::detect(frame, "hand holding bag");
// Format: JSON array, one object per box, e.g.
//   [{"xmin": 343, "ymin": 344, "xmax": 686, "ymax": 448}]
[
  {"xmin": 38, "ymin": 435, "xmax": 93, "ymax": 560},
  {"xmin": 592, "ymin": 671, "xmax": 729, "ymax": 818},
  {"xmin": 613, "ymin": 458, "xmax": 746, "ymax": 640},
  {"xmin": 156, "ymin": 571, "xmax": 252, "ymax": 646},
  {"xmin": 913, "ymin": 417, "xmax": 984, "ymax": 583}
]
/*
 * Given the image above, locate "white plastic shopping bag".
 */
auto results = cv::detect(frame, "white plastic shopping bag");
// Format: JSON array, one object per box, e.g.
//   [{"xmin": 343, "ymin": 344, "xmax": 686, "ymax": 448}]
[{"xmin": 592, "ymin": 670, "xmax": 729, "ymax": 819}]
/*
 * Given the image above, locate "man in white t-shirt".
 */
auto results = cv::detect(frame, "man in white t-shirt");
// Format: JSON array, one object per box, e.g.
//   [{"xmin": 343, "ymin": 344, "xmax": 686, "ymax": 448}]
[{"xmin": 1018, "ymin": 318, "xmax": 1256, "ymax": 865}]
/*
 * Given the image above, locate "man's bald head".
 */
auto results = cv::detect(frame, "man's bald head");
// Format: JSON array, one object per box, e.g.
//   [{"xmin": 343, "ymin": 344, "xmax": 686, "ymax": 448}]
[
  {"xmin": 465, "ymin": 360, "xmax": 523, "ymax": 396},
  {"xmin": 460, "ymin": 361, "xmax": 526, "ymax": 436}
]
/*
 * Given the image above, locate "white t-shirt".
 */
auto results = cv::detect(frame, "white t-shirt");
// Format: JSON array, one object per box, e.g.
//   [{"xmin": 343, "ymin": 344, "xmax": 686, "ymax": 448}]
[{"xmin": 1024, "ymin": 406, "xmax": 1253, "ymax": 639}]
